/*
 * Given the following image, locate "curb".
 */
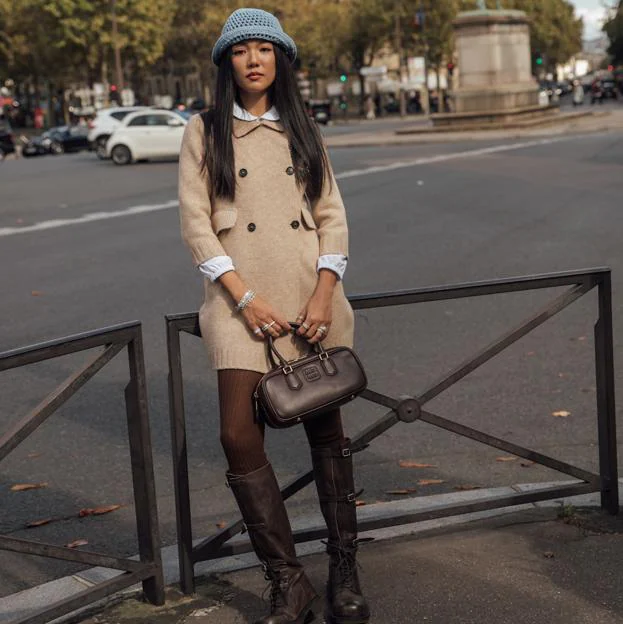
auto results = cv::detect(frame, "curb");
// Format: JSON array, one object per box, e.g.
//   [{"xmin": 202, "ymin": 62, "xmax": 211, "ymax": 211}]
[
  {"xmin": 324, "ymin": 110, "xmax": 623, "ymax": 148},
  {"xmin": 1, "ymin": 478, "xmax": 621, "ymax": 623}
]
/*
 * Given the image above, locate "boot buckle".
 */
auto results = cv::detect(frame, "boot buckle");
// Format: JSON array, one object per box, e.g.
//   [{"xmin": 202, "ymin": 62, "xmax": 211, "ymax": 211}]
[
  {"xmin": 347, "ymin": 492, "xmax": 356, "ymax": 503},
  {"xmin": 342, "ymin": 448, "xmax": 351, "ymax": 457}
]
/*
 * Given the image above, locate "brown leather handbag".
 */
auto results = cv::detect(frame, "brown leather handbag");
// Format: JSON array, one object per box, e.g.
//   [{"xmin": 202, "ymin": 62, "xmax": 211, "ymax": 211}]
[{"xmin": 254, "ymin": 323, "xmax": 367, "ymax": 429}]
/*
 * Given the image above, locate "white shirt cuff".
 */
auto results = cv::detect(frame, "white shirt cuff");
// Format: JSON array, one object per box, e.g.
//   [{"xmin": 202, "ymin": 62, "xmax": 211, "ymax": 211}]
[
  {"xmin": 317, "ymin": 254, "xmax": 347, "ymax": 280},
  {"xmin": 198, "ymin": 256, "xmax": 235, "ymax": 282}
]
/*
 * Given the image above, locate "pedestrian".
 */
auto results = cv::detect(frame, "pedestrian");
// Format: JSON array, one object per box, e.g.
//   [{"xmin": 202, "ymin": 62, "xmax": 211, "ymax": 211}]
[{"xmin": 178, "ymin": 8, "xmax": 369, "ymax": 624}]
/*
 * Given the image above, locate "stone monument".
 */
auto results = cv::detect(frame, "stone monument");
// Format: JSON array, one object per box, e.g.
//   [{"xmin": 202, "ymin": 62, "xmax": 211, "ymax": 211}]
[{"xmin": 433, "ymin": 5, "xmax": 556, "ymax": 128}]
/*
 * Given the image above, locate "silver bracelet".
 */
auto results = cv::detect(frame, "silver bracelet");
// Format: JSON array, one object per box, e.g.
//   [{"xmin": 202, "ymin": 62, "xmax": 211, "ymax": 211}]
[{"xmin": 236, "ymin": 290, "xmax": 256, "ymax": 313}]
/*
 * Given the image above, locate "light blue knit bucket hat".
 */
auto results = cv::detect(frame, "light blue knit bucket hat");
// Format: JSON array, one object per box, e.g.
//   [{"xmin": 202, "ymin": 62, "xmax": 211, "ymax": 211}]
[{"xmin": 212, "ymin": 8, "xmax": 297, "ymax": 66}]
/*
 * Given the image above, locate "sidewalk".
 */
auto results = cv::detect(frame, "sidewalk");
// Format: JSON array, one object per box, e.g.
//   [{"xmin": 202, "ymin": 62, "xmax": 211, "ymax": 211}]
[
  {"xmin": 324, "ymin": 109, "xmax": 623, "ymax": 148},
  {"xmin": 3, "ymin": 480, "xmax": 621, "ymax": 624}
]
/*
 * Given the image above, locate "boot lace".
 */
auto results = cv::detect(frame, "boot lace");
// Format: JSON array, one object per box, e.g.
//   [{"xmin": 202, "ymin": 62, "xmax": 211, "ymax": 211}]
[
  {"xmin": 324, "ymin": 541, "xmax": 361, "ymax": 590},
  {"xmin": 261, "ymin": 565, "xmax": 289, "ymax": 612}
]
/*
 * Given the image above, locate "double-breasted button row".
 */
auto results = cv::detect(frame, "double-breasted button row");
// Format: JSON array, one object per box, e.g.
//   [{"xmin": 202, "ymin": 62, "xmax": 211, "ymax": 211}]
[
  {"xmin": 246, "ymin": 220, "xmax": 301, "ymax": 232},
  {"xmin": 238, "ymin": 167, "xmax": 294, "ymax": 177}
]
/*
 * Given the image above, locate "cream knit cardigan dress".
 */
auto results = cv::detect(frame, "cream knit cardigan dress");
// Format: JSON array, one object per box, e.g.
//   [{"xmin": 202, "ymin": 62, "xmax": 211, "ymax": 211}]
[{"xmin": 178, "ymin": 113, "xmax": 355, "ymax": 374}]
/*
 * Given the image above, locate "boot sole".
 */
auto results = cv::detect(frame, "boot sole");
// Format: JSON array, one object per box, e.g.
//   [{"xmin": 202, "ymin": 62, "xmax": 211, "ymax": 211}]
[{"xmin": 326, "ymin": 612, "xmax": 370, "ymax": 624}]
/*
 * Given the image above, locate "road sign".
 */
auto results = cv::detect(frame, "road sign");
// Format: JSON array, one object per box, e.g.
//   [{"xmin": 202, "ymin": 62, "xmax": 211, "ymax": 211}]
[{"xmin": 360, "ymin": 66, "xmax": 387, "ymax": 77}]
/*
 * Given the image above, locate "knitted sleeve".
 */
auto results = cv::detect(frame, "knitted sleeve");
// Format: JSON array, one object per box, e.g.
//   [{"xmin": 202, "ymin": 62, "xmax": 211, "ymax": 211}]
[
  {"xmin": 178, "ymin": 114, "xmax": 228, "ymax": 265},
  {"xmin": 311, "ymin": 155, "xmax": 349, "ymax": 258}
]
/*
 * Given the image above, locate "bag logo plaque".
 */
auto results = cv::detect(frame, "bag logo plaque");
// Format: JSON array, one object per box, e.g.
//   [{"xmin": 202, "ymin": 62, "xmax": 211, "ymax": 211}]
[{"xmin": 303, "ymin": 365, "xmax": 321, "ymax": 382}]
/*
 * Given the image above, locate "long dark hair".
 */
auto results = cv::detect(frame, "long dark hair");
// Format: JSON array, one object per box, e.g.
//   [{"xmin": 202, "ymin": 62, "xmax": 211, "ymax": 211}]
[{"xmin": 202, "ymin": 44, "xmax": 330, "ymax": 203}]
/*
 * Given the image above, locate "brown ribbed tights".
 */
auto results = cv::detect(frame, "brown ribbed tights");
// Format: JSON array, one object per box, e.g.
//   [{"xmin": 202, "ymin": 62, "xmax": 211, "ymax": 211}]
[{"xmin": 218, "ymin": 369, "xmax": 344, "ymax": 475}]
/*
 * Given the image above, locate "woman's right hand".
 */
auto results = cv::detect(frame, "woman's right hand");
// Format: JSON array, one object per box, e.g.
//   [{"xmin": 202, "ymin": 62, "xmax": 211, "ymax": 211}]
[{"xmin": 241, "ymin": 295, "xmax": 290, "ymax": 339}]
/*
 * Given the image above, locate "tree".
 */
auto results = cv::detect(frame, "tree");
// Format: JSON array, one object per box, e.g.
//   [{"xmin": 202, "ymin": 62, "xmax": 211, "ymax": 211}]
[
  {"xmin": 502, "ymin": 0, "xmax": 582, "ymax": 70},
  {"xmin": 603, "ymin": 1, "xmax": 623, "ymax": 65}
]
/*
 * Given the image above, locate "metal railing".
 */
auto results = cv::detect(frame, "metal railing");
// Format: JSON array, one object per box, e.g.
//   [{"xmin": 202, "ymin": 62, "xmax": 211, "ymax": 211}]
[
  {"xmin": 166, "ymin": 268, "xmax": 619, "ymax": 594},
  {"xmin": 0, "ymin": 322, "xmax": 164, "ymax": 624}
]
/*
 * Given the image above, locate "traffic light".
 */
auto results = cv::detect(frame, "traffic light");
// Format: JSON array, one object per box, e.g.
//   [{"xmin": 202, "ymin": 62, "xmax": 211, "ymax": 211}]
[
  {"xmin": 535, "ymin": 53, "xmax": 543, "ymax": 66},
  {"xmin": 109, "ymin": 84, "xmax": 120, "ymax": 103},
  {"xmin": 447, "ymin": 62, "xmax": 455, "ymax": 76},
  {"xmin": 339, "ymin": 73, "xmax": 348, "ymax": 83}
]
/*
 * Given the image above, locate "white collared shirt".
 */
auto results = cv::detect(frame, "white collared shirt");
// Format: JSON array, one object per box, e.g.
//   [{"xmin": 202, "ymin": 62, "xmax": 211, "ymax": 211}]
[{"xmin": 198, "ymin": 105, "xmax": 348, "ymax": 283}]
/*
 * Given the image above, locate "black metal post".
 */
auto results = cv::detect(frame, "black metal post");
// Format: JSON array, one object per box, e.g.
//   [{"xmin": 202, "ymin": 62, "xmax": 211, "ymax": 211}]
[
  {"xmin": 167, "ymin": 319, "xmax": 196, "ymax": 594},
  {"xmin": 126, "ymin": 329, "xmax": 165, "ymax": 604},
  {"xmin": 594, "ymin": 272, "xmax": 619, "ymax": 514}
]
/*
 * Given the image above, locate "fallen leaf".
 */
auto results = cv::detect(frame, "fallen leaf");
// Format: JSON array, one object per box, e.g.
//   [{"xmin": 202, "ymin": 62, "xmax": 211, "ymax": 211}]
[
  {"xmin": 520, "ymin": 461, "xmax": 535, "ymax": 468},
  {"xmin": 399, "ymin": 460, "xmax": 437, "ymax": 468},
  {"xmin": 66, "ymin": 539, "xmax": 89, "ymax": 549},
  {"xmin": 526, "ymin": 351, "xmax": 535, "ymax": 356},
  {"xmin": 26, "ymin": 518, "xmax": 52, "ymax": 528},
  {"xmin": 552, "ymin": 410, "xmax": 570, "ymax": 418},
  {"xmin": 543, "ymin": 551, "xmax": 555, "ymax": 559},
  {"xmin": 558, "ymin": 373, "xmax": 567, "ymax": 378},
  {"xmin": 454, "ymin": 484, "xmax": 481, "ymax": 491},
  {"xmin": 418, "ymin": 479, "xmax": 444, "ymax": 486},
  {"xmin": 355, "ymin": 500, "xmax": 367, "ymax": 507},
  {"xmin": 11, "ymin": 482, "xmax": 48, "ymax": 492},
  {"xmin": 78, "ymin": 504, "xmax": 122, "ymax": 517},
  {"xmin": 495, "ymin": 457, "xmax": 516, "ymax": 463},
  {"xmin": 215, "ymin": 521, "xmax": 227, "ymax": 529},
  {"xmin": 581, "ymin": 387, "xmax": 596, "ymax": 393},
  {"xmin": 27, "ymin": 452, "xmax": 41, "ymax": 459},
  {"xmin": 385, "ymin": 489, "xmax": 410, "ymax": 495},
  {"xmin": 16, "ymin": 218, "xmax": 24, "ymax": 224},
  {"xmin": 31, "ymin": 291, "xmax": 43, "ymax": 297}
]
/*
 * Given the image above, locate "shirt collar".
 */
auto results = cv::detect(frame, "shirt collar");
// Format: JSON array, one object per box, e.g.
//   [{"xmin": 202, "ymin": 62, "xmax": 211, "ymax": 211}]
[{"xmin": 233, "ymin": 101, "xmax": 280, "ymax": 122}]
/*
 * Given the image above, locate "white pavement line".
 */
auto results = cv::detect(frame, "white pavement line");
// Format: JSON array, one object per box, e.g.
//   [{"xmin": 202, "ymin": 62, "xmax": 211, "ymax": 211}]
[
  {"xmin": 0, "ymin": 137, "xmax": 566, "ymax": 238},
  {"xmin": 334, "ymin": 136, "xmax": 566, "ymax": 180},
  {"xmin": 0, "ymin": 199, "xmax": 179, "ymax": 237}
]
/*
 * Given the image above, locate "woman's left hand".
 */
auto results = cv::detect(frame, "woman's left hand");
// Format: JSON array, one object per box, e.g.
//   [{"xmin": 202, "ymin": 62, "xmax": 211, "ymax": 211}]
[{"xmin": 296, "ymin": 291, "xmax": 333, "ymax": 344}]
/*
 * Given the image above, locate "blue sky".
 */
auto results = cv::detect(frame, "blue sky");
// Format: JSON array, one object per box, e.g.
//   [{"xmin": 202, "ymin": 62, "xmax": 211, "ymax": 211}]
[{"xmin": 571, "ymin": 0, "xmax": 610, "ymax": 39}]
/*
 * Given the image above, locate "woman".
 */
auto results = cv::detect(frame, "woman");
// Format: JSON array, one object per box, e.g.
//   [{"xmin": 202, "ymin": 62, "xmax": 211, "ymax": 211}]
[{"xmin": 178, "ymin": 8, "xmax": 369, "ymax": 624}]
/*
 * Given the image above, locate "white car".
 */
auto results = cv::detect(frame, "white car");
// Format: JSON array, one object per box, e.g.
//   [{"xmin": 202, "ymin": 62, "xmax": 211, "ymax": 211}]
[
  {"xmin": 88, "ymin": 106, "xmax": 149, "ymax": 159},
  {"xmin": 106, "ymin": 110, "xmax": 189, "ymax": 165}
]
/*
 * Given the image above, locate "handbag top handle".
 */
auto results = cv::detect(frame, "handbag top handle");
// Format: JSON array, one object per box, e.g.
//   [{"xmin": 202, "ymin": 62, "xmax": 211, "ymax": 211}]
[{"xmin": 266, "ymin": 322, "xmax": 327, "ymax": 369}]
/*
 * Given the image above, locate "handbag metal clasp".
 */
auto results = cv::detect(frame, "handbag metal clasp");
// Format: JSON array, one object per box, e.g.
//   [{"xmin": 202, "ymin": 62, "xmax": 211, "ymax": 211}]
[
  {"xmin": 282, "ymin": 365, "xmax": 293, "ymax": 374},
  {"xmin": 319, "ymin": 351, "xmax": 329, "ymax": 360}
]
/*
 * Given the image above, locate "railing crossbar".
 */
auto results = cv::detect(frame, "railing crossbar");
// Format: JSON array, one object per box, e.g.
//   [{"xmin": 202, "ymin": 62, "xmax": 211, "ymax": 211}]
[
  {"xmin": 420, "ymin": 410, "xmax": 600, "ymax": 484},
  {"xmin": 9, "ymin": 569, "xmax": 148, "ymax": 624},
  {"xmin": 196, "ymin": 482, "xmax": 598, "ymax": 562},
  {"xmin": 348, "ymin": 269, "xmax": 602, "ymax": 310},
  {"xmin": 0, "ymin": 321, "xmax": 138, "ymax": 372},
  {"xmin": 0, "ymin": 535, "xmax": 148, "ymax": 572},
  {"xmin": 418, "ymin": 283, "xmax": 589, "ymax": 405},
  {"xmin": 0, "ymin": 343, "xmax": 125, "ymax": 462}
]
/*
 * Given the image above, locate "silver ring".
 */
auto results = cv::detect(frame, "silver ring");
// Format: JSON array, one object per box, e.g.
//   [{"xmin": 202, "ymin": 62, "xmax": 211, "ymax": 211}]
[
  {"xmin": 261, "ymin": 320, "xmax": 276, "ymax": 332},
  {"xmin": 317, "ymin": 325, "xmax": 328, "ymax": 335},
  {"xmin": 301, "ymin": 322, "xmax": 311, "ymax": 331}
]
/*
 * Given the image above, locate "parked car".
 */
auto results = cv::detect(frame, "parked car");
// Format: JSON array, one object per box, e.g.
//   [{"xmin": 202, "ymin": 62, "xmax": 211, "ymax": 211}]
[
  {"xmin": 106, "ymin": 109, "xmax": 188, "ymax": 165},
  {"xmin": 0, "ymin": 121, "xmax": 16, "ymax": 160},
  {"xmin": 22, "ymin": 125, "xmax": 90, "ymax": 157},
  {"xmin": 88, "ymin": 106, "xmax": 149, "ymax": 159}
]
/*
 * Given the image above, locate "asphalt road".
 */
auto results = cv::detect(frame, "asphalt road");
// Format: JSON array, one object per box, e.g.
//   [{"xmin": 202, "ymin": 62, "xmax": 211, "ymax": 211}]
[{"xmin": 1, "ymin": 126, "xmax": 623, "ymax": 597}]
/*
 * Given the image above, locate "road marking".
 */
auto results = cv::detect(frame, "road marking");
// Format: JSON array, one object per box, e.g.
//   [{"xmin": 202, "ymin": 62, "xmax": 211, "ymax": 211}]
[
  {"xmin": 335, "ymin": 137, "xmax": 566, "ymax": 180},
  {"xmin": 0, "ymin": 200, "xmax": 179, "ymax": 237},
  {"xmin": 0, "ymin": 137, "xmax": 566, "ymax": 238}
]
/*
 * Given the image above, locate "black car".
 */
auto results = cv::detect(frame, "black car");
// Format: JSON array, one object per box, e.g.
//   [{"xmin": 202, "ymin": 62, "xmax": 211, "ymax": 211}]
[
  {"xmin": 0, "ymin": 122, "xmax": 16, "ymax": 160},
  {"xmin": 22, "ymin": 125, "xmax": 90, "ymax": 157}
]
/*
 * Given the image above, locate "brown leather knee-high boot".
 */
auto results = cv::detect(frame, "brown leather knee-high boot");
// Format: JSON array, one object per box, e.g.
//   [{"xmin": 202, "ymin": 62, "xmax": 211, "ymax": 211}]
[
  {"xmin": 311, "ymin": 439, "xmax": 370, "ymax": 624},
  {"xmin": 227, "ymin": 462, "xmax": 319, "ymax": 624}
]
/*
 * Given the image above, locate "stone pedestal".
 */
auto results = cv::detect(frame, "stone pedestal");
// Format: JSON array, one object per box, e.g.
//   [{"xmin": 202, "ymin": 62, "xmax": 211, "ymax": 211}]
[{"xmin": 433, "ymin": 10, "xmax": 555, "ymax": 128}]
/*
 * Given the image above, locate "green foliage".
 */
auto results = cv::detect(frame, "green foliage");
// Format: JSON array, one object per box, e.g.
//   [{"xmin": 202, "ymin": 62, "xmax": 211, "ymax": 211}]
[
  {"xmin": 503, "ymin": 0, "xmax": 583, "ymax": 68},
  {"xmin": 604, "ymin": 1, "xmax": 623, "ymax": 65},
  {"xmin": 0, "ymin": 0, "xmax": 586, "ymax": 93}
]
